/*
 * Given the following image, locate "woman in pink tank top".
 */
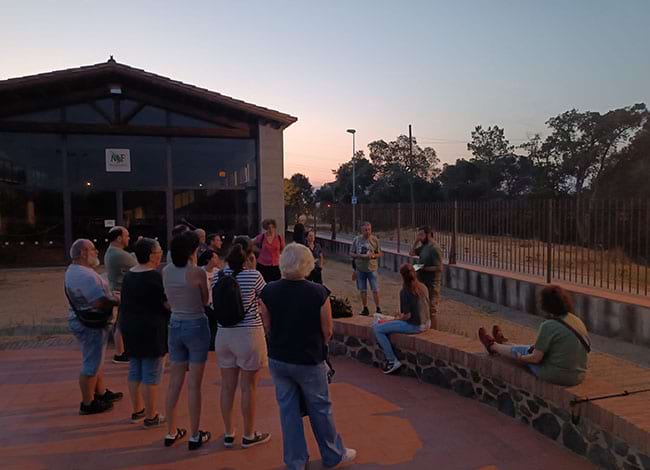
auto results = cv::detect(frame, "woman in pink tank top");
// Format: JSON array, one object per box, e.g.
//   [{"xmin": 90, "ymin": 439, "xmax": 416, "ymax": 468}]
[{"xmin": 255, "ymin": 219, "xmax": 285, "ymax": 282}]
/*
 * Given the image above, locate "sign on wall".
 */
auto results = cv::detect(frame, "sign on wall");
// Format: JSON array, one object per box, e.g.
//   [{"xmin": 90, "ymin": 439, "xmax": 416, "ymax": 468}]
[{"xmin": 105, "ymin": 149, "xmax": 131, "ymax": 172}]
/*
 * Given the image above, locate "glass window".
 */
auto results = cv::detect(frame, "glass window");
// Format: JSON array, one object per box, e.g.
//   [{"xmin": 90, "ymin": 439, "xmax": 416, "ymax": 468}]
[
  {"xmin": 171, "ymin": 138, "xmax": 256, "ymax": 189},
  {"xmin": 173, "ymin": 187, "xmax": 258, "ymax": 237},
  {"xmin": 94, "ymin": 98, "xmax": 115, "ymax": 121},
  {"xmin": 0, "ymin": 133, "xmax": 64, "ymax": 266},
  {"xmin": 67, "ymin": 134, "xmax": 167, "ymax": 190},
  {"xmin": 3, "ymin": 108, "xmax": 62, "ymax": 122},
  {"xmin": 71, "ymin": 191, "xmax": 116, "ymax": 255},
  {"xmin": 169, "ymin": 112, "xmax": 214, "ymax": 128},
  {"xmin": 123, "ymin": 191, "xmax": 167, "ymax": 249},
  {"xmin": 128, "ymin": 105, "xmax": 167, "ymax": 126},
  {"xmin": 66, "ymin": 103, "xmax": 109, "ymax": 124}
]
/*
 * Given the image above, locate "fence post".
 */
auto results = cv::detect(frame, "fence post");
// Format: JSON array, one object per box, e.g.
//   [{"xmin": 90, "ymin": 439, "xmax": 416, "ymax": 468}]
[
  {"xmin": 546, "ymin": 199, "xmax": 553, "ymax": 284},
  {"xmin": 360, "ymin": 204, "xmax": 364, "ymax": 227},
  {"xmin": 397, "ymin": 203, "xmax": 401, "ymax": 253},
  {"xmin": 449, "ymin": 201, "xmax": 458, "ymax": 265},
  {"xmin": 331, "ymin": 204, "xmax": 337, "ymax": 241},
  {"xmin": 313, "ymin": 208, "xmax": 317, "ymax": 235}
]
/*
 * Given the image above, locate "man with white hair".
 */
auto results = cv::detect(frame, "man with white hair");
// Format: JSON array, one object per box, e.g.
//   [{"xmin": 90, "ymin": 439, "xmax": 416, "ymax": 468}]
[
  {"xmin": 65, "ymin": 239, "xmax": 123, "ymax": 415},
  {"xmin": 104, "ymin": 226, "xmax": 136, "ymax": 363},
  {"xmin": 195, "ymin": 228, "xmax": 208, "ymax": 258}
]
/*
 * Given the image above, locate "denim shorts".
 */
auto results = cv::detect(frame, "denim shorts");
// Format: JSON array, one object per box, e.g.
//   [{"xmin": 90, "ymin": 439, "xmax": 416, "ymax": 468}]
[
  {"xmin": 128, "ymin": 357, "xmax": 165, "ymax": 385},
  {"xmin": 356, "ymin": 270, "xmax": 378, "ymax": 292},
  {"xmin": 168, "ymin": 317, "xmax": 210, "ymax": 364},
  {"xmin": 69, "ymin": 317, "xmax": 110, "ymax": 376},
  {"xmin": 511, "ymin": 345, "xmax": 541, "ymax": 377}
]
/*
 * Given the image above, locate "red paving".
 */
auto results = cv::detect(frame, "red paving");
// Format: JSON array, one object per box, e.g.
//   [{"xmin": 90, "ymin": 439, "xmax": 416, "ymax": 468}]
[{"xmin": 0, "ymin": 345, "xmax": 595, "ymax": 470}]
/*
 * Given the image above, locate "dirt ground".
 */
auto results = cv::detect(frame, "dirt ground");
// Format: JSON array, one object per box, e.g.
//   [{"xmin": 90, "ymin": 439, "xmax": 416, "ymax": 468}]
[{"xmin": 0, "ymin": 260, "xmax": 534, "ymax": 346}]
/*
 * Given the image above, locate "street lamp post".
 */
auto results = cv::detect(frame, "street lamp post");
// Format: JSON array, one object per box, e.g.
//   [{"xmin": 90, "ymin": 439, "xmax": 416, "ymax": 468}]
[{"xmin": 347, "ymin": 128, "xmax": 356, "ymax": 233}]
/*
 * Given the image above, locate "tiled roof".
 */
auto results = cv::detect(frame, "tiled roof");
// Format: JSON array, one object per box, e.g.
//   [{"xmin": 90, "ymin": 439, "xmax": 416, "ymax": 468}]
[{"xmin": 0, "ymin": 57, "xmax": 297, "ymax": 128}]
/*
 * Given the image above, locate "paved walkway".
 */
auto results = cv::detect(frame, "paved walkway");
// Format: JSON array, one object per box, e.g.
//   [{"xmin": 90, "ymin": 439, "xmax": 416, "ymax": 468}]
[{"xmin": 0, "ymin": 345, "xmax": 594, "ymax": 470}]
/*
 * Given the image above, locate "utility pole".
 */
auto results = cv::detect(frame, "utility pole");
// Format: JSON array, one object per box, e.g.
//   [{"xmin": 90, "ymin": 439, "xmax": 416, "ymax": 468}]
[
  {"xmin": 409, "ymin": 124, "xmax": 415, "ymax": 228},
  {"xmin": 347, "ymin": 129, "xmax": 357, "ymax": 233}
]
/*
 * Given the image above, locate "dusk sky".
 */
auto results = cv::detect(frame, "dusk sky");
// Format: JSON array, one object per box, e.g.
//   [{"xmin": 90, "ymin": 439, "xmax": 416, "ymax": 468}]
[{"xmin": 2, "ymin": 0, "xmax": 649, "ymax": 186}]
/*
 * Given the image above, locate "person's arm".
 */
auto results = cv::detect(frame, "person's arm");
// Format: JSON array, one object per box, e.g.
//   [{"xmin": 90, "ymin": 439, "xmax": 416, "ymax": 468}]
[
  {"xmin": 190, "ymin": 267, "xmax": 209, "ymax": 306},
  {"xmin": 409, "ymin": 241, "xmax": 421, "ymax": 257},
  {"xmin": 517, "ymin": 349, "xmax": 544, "ymax": 364},
  {"xmin": 320, "ymin": 298, "xmax": 334, "ymax": 342},
  {"xmin": 349, "ymin": 238, "xmax": 358, "ymax": 259},
  {"xmin": 259, "ymin": 299, "xmax": 271, "ymax": 334},
  {"xmin": 90, "ymin": 295, "xmax": 119, "ymax": 311},
  {"xmin": 371, "ymin": 238, "xmax": 383, "ymax": 259}
]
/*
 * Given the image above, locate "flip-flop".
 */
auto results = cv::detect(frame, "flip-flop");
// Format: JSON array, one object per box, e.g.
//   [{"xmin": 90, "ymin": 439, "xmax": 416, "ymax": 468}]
[{"xmin": 164, "ymin": 428, "xmax": 187, "ymax": 447}]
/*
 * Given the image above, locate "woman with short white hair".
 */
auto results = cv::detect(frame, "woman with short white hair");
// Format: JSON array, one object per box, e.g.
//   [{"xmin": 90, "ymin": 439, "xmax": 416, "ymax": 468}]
[{"xmin": 259, "ymin": 243, "xmax": 355, "ymax": 470}]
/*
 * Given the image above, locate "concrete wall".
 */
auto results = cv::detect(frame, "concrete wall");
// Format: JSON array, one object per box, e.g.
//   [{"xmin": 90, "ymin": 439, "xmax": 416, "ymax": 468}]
[
  {"xmin": 257, "ymin": 123, "xmax": 285, "ymax": 232},
  {"xmin": 317, "ymin": 235, "xmax": 650, "ymax": 348}
]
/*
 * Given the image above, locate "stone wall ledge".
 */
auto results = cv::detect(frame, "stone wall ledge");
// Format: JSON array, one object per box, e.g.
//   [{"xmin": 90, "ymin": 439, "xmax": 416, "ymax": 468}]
[{"xmin": 333, "ymin": 316, "xmax": 650, "ymax": 470}]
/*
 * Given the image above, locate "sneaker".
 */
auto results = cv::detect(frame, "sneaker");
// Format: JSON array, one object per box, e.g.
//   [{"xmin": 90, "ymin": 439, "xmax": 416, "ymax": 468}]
[
  {"xmin": 95, "ymin": 389, "xmax": 123, "ymax": 403},
  {"xmin": 164, "ymin": 428, "xmax": 187, "ymax": 447},
  {"xmin": 112, "ymin": 353, "xmax": 129, "ymax": 364},
  {"xmin": 376, "ymin": 306, "xmax": 382, "ymax": 314},
  {"xmin": 383, "ymin": 360, "xmax": 402, "ymax": 375},
  {"xmin": 340, "ymin": 448, "xmax": 357, "ymax": 464},
  {"xmin": 360, "ymin": 306, "xmax": 370, "ymax": 316},
  {"xmin": 130, "ymin": 408, "xmax": 146, "ymax": 422},
  {"xmin": 189, "ymin": 430, "xmax": 211, "ymax": 450},
  {"xmin": 241, "ymin": 431, "xmax": 271, "ymax": 448},
  {"xmin": 224, "ymin": 433, "xmax": 236, "ymax": 448},
  {"xmin": 143, "ymin": 414, "xmax": 166, "ymax": 428},
  {"xmin": 79, "ymin": 399, "xmax": 113, "ymax": 415}
]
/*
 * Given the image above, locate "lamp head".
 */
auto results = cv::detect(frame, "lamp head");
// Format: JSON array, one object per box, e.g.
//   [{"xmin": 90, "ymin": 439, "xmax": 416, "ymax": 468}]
[{"xmin": 346, "ymin": 129, "xmax": 356, "ymax": 135}]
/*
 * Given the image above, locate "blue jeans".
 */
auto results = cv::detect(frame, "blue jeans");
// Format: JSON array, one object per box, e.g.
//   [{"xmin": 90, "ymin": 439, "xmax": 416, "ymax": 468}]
[
  {"xmin": 373, "ymin": 320, "xmax": 422, "ymax": 363},
  {"xmin": 511, "ymin": 345, "xmax": 541, "ymax": 377},
  {"xmin": 269, "ymin": 359, "xmax": 346, "ymax": 470},
  {"xmin": 69, "ymin": 317, "xmax": 110, "ymax": 376},
  {"xmin": 168, "ymin": 317, "xmax": 210, "ymax": 363},
  {"xmin": 128, "ymin": 357, "xmax": 165, "ymax": 385},
  {"xmin": 355, "ymin": 270, "xmax": 378, "ymax": 293}
]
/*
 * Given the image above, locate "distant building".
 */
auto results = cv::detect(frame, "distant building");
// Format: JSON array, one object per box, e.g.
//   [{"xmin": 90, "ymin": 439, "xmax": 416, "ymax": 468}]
[{"xmin": 0, "ymin": 57, "xmax": 296, "ymax": 266}]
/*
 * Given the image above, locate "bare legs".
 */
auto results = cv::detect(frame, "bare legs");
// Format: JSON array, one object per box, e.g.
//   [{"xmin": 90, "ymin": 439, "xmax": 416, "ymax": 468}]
[
  {"xmin": 166, "ymin": 362, "xmax": 187, "ymax": 435},
  {"xmin": 164, "ymin": 361, "xmax": 207, "ymax": 437},
  {"xmin": 220, "ymin": 368, "xmax": 240, "ymax": 435},
  {"xmin": 129, "ymin": 382, "xmax": 159, "ymax": 419},
  {"xmin": 219, "ymin": 368, "xmax": 261, "ymax": 437},
  {"xmin": 240, "ymin": 370, "xmax": 260, "ymax": 437},
  {"xmin": 79, "ymin": 373, "xmax": 105, "ymax": 405}
]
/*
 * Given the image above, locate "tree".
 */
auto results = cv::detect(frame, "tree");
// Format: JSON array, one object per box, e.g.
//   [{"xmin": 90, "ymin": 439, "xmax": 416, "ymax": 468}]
[
  {"xmin": 330, "ymin": 151, "xmax": 376, "ymax": 204},
  {"xmin": 368, "ymin": 135, "xmax": 438, "ymax": 223},
  {"xmin": 543, "ymin": 103, "xmax": 648, "ymax": 198},
  {"xmin": 467, "ymin": 125, "xmax": 513, "ymax": 163},
  {"xmin": 284, "ymin": 173, "xmax": 314, "ymax": 226}
]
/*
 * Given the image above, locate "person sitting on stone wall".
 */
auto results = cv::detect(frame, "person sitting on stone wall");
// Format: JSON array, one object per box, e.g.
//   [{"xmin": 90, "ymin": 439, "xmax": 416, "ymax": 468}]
[
  {"xmin": 372, "ymin": 263, "xmax": 431, "ymax": 375},
  {"xmin": 477, "ymin": 285, "xmax": 590, "ymax": 387}
]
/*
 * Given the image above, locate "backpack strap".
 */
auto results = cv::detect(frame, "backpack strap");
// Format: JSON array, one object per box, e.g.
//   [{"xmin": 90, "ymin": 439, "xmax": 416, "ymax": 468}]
[{"xmin": 552, "ymin": 318, "xmax": 591, "ymax": 353}]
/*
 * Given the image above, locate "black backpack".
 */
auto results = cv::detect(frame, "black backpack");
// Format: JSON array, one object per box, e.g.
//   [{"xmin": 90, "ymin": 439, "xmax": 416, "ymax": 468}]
[{"xmin": 212, "ymin": 269, "xmax": 247, "ymax": 327}]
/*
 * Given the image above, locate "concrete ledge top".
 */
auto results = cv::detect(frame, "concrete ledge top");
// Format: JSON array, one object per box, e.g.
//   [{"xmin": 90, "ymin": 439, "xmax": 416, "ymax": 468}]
[{"xmin": 333, "ymin": 316, "xmax": 650, "ymax": 455}]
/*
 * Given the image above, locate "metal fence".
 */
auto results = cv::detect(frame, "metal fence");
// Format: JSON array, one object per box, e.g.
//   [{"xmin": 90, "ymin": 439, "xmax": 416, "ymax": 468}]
[{"xmin": 302, "ymin": 198, "xmax": 650, "ymax": 297}]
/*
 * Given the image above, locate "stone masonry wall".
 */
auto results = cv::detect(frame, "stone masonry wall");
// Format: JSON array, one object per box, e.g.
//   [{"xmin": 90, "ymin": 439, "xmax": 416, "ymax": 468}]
[{"xmin": 330, "ymin": 332, "xmax": 650, "ymax": 470}]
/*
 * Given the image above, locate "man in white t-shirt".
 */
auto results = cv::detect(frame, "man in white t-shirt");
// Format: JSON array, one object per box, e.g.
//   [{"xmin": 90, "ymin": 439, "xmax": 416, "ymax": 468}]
[{"xmin": 65, "ymin": 239, "xmax": 123, "ymax": 415}]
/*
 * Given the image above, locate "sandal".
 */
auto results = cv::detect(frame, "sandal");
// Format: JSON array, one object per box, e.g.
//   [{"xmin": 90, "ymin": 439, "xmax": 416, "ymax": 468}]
[
  {"xmin": 478, "ymin": 327, "xmax": 497, "ymax": 355},
  {"xmin": 189, "ymin": 430, "xmax": 211, "ymax": 450},
  {"xmin": 164, "ymin": 428, "xmax": 187, "ymax": 447},
  {"xmin": 492, "ymin": 325, "xmax": 509, "ymax": 344}
]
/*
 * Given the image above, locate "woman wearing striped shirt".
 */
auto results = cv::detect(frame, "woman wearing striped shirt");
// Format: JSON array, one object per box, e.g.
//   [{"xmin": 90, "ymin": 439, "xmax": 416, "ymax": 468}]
[{"xmin": 212, "ymin": 244, "xmax": 271, "ymax": 449}]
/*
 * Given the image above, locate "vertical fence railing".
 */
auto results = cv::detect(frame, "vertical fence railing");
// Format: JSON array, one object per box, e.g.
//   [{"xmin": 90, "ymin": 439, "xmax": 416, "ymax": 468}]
[{"xmin": 314, "ymin": 198, "xmax": 650, "ymax": 296}]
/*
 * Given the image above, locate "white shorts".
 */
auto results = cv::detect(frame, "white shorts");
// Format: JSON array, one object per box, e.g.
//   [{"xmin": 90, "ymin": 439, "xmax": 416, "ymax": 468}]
[{"xmin": 215, "ymin": 327, "xmax": 268, "ymax": 371}]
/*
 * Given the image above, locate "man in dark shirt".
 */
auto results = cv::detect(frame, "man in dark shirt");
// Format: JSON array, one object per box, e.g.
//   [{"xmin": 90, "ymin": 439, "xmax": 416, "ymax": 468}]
[{"xmin": 410, "ymin": 226, "xmax": 443, "ymax": 329}]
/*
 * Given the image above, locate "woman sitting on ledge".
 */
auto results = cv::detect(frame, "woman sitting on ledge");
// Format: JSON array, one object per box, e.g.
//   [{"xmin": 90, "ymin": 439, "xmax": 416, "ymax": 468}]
[
  {"xmin": 373, "ymin": 263, "xmax": 431, "ymax": 375},
  {"xmin": 478, "ymin": 285, "xmax": 590, "ymax": 387}
]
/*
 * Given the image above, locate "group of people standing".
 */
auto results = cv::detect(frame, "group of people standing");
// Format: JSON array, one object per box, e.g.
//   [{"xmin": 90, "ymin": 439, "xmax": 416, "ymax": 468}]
[{"xmin": 63, "ymin": 219, "xmax": 354, "ymax": 469}]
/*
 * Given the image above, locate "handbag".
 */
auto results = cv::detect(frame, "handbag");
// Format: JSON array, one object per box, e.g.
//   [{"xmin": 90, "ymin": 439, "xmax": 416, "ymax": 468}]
[{"xmin": 64, "ymin": 287, "xmax": 113, "ymax": 329}]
